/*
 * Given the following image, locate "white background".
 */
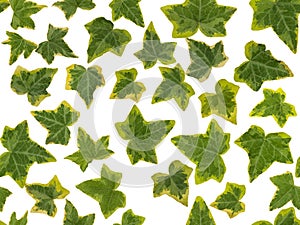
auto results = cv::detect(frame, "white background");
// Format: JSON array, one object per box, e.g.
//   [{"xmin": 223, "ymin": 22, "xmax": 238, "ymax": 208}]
[{"xmin": 0, "ymin": 0, "xmax": 300, "ymax": 224}]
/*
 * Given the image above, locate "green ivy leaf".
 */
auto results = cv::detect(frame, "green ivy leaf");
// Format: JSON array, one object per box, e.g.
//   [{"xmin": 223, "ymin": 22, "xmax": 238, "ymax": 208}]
[
  {"xmin": 253, "ymin": 207, "xmax": 300, "ymax": 225},
  {"xmin": 110, "ymin": 68, "xmax": 146, "ymax": 102},
  {"xmin": 161, "ymin": 0, "xmax": 236, "ymax": 38},
  {"xmin": 1, "ymin": 212, "xmax": 28, "ymax": 225},
  {"xmin": 11, "ymin": 66, "xmax": 58, "ymax": 106},
  {"xmin": 85, "ymin": 17, "xmax": 131, "ymax": 63},
  {"xmin": 234, "ymin": 41, "xmax": 293, "ymax": 91},
  {"xmin": 0, "ymin": 0, "xmax": 9, "ymax": 13},
  {"xmin": 76, "ymin": 164, "xmax": 126, "ymax": 219},
  {"xmin": 113, "ymin": 209, "xmax": 145, "ymax": 225},
  {"xmin": 66, "ymin": 64, "xmax": 105, "ymax": 108},
  {"xmin": 10, "ymin": 0, "xmax": 46, "ymax": 29},
  {"xmin": 210, "ymin": 182, "xmax": 246, "ymax": 218},
  {"xmin": 250, "ymin": 0, "xmax": 300, "ymax": 53},
  {"xmin": 65, "ymin": 128, "xmax": 114, "ymax": 172},
  {"xmin": 270, "ymin": 172, "xmax": 300, "ymax": 210},
  {"xmin": 36, "ymin": 24, "xmax": 78, "ymax": 64},
  {"xmin": 2, "ymin": 32, "xmax": 37, "ymax": 65},
  {"xmin": 235, "ymin": 126, "xmax": 293, "ymax": 182},
  {"xmin": 0, "ymin": 121, "xmax": 56, "ymax": 187},
  {"xmin": 63, "ymin": 200, "xmax": 95, "ymax": 225},
  {"xmin": 115, "ymin": 105, "xmax": 175, "ymax": 164},
  {"xmin": 151, "ymin": 160, "xmax": 192, "ymax": 206},
  {"xmin": 26, "ymin": 175, "xmax": 69, "ymax": 217},
  {"xmin": 186, "ymin": 196, "xmax": 216, "ymax": 225},
  {"xmin": 109, "ymin": 0, "xmax": 144, "ymax": 27},
  {"xmin": 250, "ymin": 88, "xmax": 297, "ymax": 127},
  {"xmin": 53, "ymin": 0, "xmax": 95, "ymax": 20},
  {"xmin": 0, "ymin": 187, "xmax": 11, "ymax": 212},
  {"xmin": 296, "ymin": 157, "xmax": 300, "ymax": 178},
  {"xmin": 31, "ymin": 101, "xmax": 80, "ymax": 145},
  {"xmin": 171, "ymin": 119, "xmax": 230, "ymax": 184},
  {"xmin": 199, "ymin": 79, "xmax": 239, "ymax": 124},
  {"xmin": 152, "ymin": 64, "xmax": 195, "ymax": 111},
  {"xmin": 187, "ymin": 39, "xmax": 227, "ymax": 82},
  {"xmin": 134, "ymin": 22, "xmax": 176, "ymax": 69}
]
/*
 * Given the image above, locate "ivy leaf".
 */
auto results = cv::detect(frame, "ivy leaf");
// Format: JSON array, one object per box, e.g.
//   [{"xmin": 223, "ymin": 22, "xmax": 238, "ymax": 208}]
[
  {"xmin": 10, "ymin": 0, "xmax": 46, "ymax": 29},
  {"xmin": 171, "ymin": 119, "xmax": 230, "ymax": 184},
  {"xmin": 161, "ymin": 0, "xmax": 236, "ymax": 38},
  {"xmin": 63, "ymin": 200, "xmax": 95, "ymax": 225},
  {"xmin": 1, "ymin": 212, "xmax": 28, "ymax": 225},
  {"xmin": 36, "ymin": 24, "xmax": 78, "ymax": 64},
  {"xmin": 11, "ymin": 66, "xmax": 58, "ymax": 106},
  {"xmin": 85, "ymin": 17, "xmax": 131, "ymax": 63},
  {"xmin": 235, "ymin": 126, "xmax": 293, "ymax": 182},
  {"xmin": 0, "ymin": 121, "xmax": 56, "ymax": 187},
  {"xmin": 115, "ymin": 105, "xmax": 175, "ymax": 164},
  {"xmin": 296, "ymin": 157, "xmax": 300, "ymax": 178},
  {"xmin": 109, "ymin": 0, "xmax": 144, "ymax": 27},
  {"xmin": 270, "ymin": 172, "xmax": 300, "ymax": 210},
  {"xmin": 76, "ymin": 164, "xmax": 126, "ymax": 218},
  {"xmin": 151, "ymin": 160, "xmax": 192, "ymax": 206},
  {"xmin": 199, "ymin": 79, "xmax": 239, "ymax": 124},
  {"xmin": 187, "ymin": 39, "xmax": 228, "ymax": 82},
  {"xmin": 31, "ymin": 101, "xmax": 80, "ymax": 145},
  {"xmin": 0, "ymin": 187, "xmax": 11, "ymax": 212},
  {"xmin": 234, "ymin": 41, "xmax": 293, "ymax": 91},
  {"xmin": 66, "ymin": 64, "xmax": 105, "ymax": 108},
  {"xmin": 253, "ymin": 207, "xmax": 300, "ymax": 225},
  {"xmin": 26, "ymin": 175, "xmax": 69, "ymax": 217},
  {"xmin": 250, "ymin": 0, "xmax": 300, "ymax": 53},
  {"xmin": 110, "ymin": 68, "xmax": 146, "ymax": 102},
  {"xmin": 134, "ymin": 22, "xmax": 176, "ymax": 69},
  {"xmin": 65, "ymin": 128, "xmax": 114, "ymax": 172},
  {"xmin": 152, "ymin": 64, "xmax": 195, "ymax": 111},
  {"xmin": 186, "ymin": 196, "xmax": 216, "ymax": 225},
  {"xmin": 0, "ymin": 0, "xmax": 9, "ymax": 13},
  {"xmin": 113, "ymin": 209, "xmax": 145, "ymax": 225},
  {"xmin": 250, "ymin": 88, "xmax": 297, "ymax": 127},
  {"xmin": 53, "ymin": 0, "xmax": 95, "ymax": 20},
  {"xmin": 210, "ymin": 182, "xmax": 246, "ymax": 218},
  {"xmin": 2, "ymin": 32, "xmax": 37, "ymax": 65}
]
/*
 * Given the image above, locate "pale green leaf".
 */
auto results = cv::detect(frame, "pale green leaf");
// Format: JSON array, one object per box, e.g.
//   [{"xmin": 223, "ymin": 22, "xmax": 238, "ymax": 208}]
[
  {"xmin": 85, "ymin": 17, "xmax": 131, "ymax": 63},
  {"xmin": 63, "ymin": 200, "xmax": 95, "ymax": 225},
  {"xmin": 172, "ymin": 119, "xmax": 230, "ymax": 184},
  {"xmin": 26, "ymin": 175, "xmax": 69, "ymax": 217},
  {"xmin": 234, "ymin": 41, "xmax": 293, "ymax": 91},
  {"xmin": 5, "ymin": 212, "xmax": 28, "ymax": 225},
  {"xmin": 152, "ymin": 64, "xmax": 195, "ymax": 111},
  {"xmin": 115, "ymin": 105, "xmax": 175, "ymax": 164},
  {"xmin": 31, "ymin": 101, "xmax": 80, "ymax": 145},
  {"xmin": 0, "ymin": 0, "xmax": 9, "ymax": 13},
  {"xmin": 110, "ymin": 68, "xmax": 146, "ymax": 102},
  {"xmin": 76, "ymin": 164, "xmax": 126, "ymax": 218},
  {"xmin": 0, "ymin": 121, "xmax": 56, "ymax": 187},
  {"xmin": 161, "ymin": 0, "xmax": 236, "ymax": 38},
  {"xmin": 296, "ymin": 157, "xmax": 300, "ymax": 178},
  {"xmin": 2, "ymin": 32, "xmax": 37, "ymax": 65},
  {"xmin": 235, "ymin": 126, "xmax": 293, "ymax": 182},
  {"xmin": 65, "ymin": 128, "xmax": 114, "ymax": 172},
  {"xmin": 199, "ymin": 79, "xmax": 239, "ymax": 124},
  {"xmin": 210, "ymin": 182, "xmax": 246, "ymax": 218},
  {"xmin": 66, "ymin": 64, "xmax": 105, "ymax": 108},
  {"xmin": 11, "ymin": 66, "xmax": 57, "ymax": 106},
  {"xmin": 113, "ymin": 209, "xmax": 145, "ymax": 225},
  {"xmin": 250, "ymin": 88, "xmax": 296, "ymax": 127},
  {"xmin": 134, "ymin": 22, "xmax": 176, "ymax": 69}
]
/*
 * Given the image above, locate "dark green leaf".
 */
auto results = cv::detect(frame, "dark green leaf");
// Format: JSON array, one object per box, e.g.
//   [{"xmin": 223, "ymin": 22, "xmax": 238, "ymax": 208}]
[
  {"xmin": 152, "ymin": 64, "xmax": 195, "ymax": 111},
  {"xmin": 0, "ymin": 0, "xmax": 9, "ymax": 13},
  {"xmin": 172, "ymin": 119, "xmax": 230, "ymax": 184},
  {"xmin": 26, "ymin": 176, "xmax": 69, "ymax": 217},
  {"xmin": 85, "ymin": 17, "xmax": 131, "ymax": 63},
  {"xmin": 234, "ymin": 41, "xmax": 293, "ymax": 91},
  {"xmin": 134, "ymin": 22, "xmax": 176, "ymax": 69},
  {"xmin": 113, "ymin": 209, "xmax": 145, "ymax": 225},
  {"xmin": 2, "ymin": 31, "xmax": 37, "ymax": 65},
  {"xmin": 0, "ymin": 187, "xmax": 11, "ymax": 212},
  {"xmin": 0, "ymin": 121, "xmax": 56, "ymax": 187},
  {"xmin": 63, "ymin": 200, "xmax": 95, "ymax": 225},
  {"xmin": 115, "ymin": 105, "xmax": 175, "ymax": 164},
  {"xmin": 235, "ymin": 126, "xmax": 293, "ymax": 182},
  {"xmin": 31, "ymin": 101, "xmax": 80, "ymax": 145},
  {"xmin": 5, "ymin": 212, "xmax": 28, "ymax": 225},
  {"xmin": 296, "ymin": 157, "xmax": 300, "ymax": 178}
]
